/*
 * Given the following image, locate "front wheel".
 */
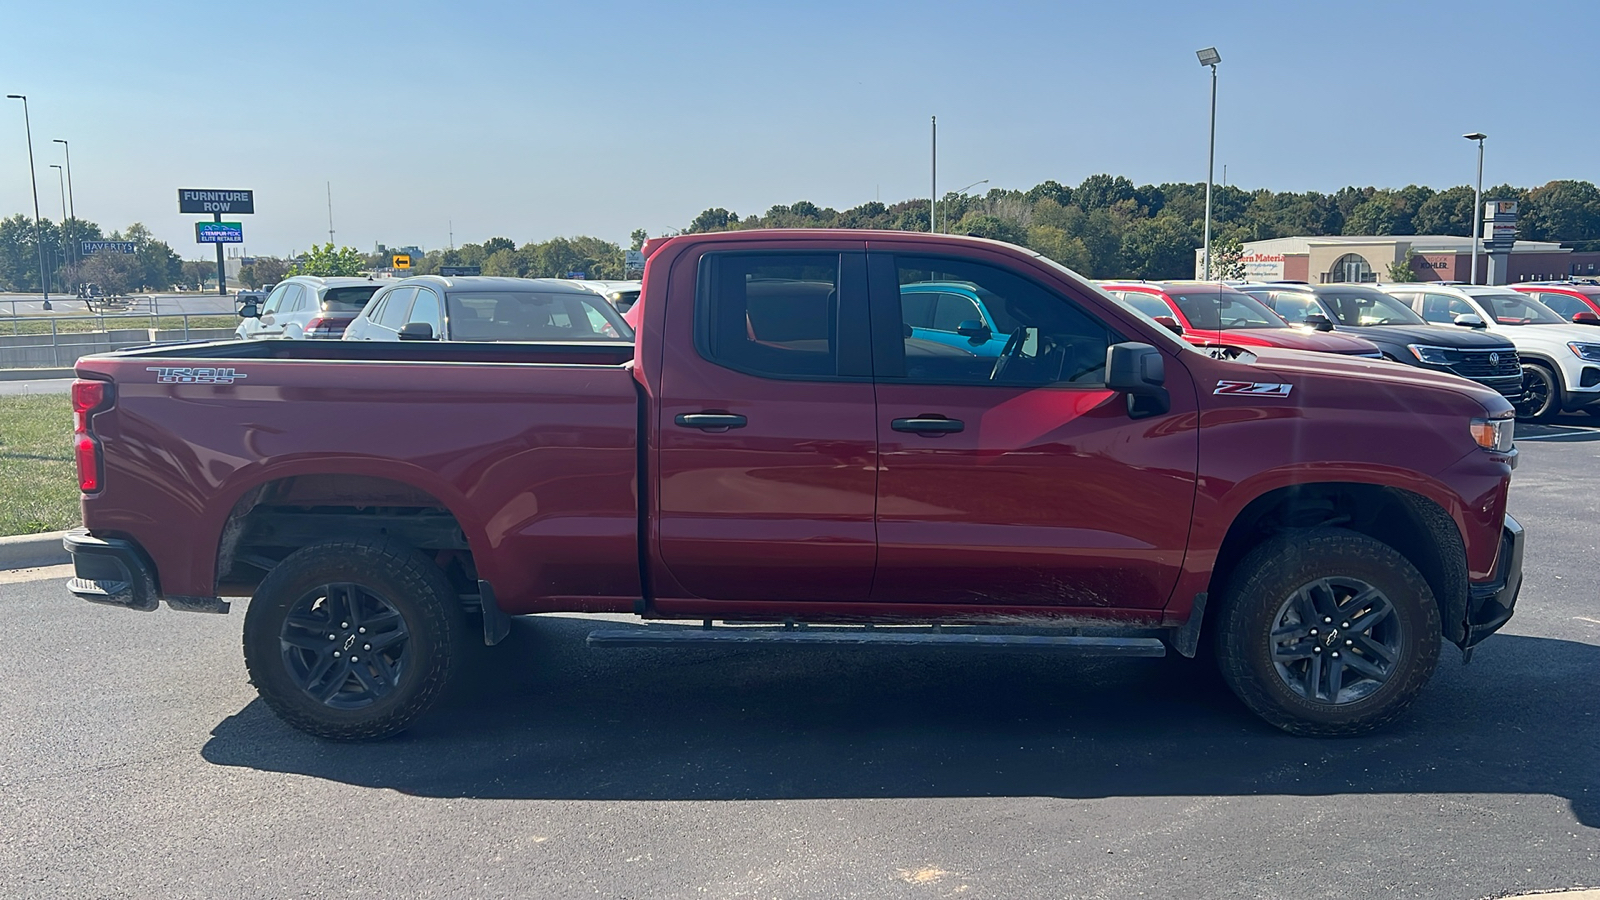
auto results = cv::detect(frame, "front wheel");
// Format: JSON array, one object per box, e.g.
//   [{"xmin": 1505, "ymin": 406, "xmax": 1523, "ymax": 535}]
[
  {"xmin": 242, "ymin": 539, "xmax": 466, "ymax": 740},
  {"xmin": 1516, "ymin": 363, "xmax": 1561, "ymax": 422},
  {"xmin": 1214, "ymin": 529, "xmax": 1440, "ymax": 737}
]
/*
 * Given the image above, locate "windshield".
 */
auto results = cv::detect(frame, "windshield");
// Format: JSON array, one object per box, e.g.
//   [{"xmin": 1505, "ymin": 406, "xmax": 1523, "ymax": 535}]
[
  {"xmin": 445, "ymin": 291, "xmax": 634, "ymax": 341},
  {"xmin": 322, "ymin": 286, "xmax": 381, "ymax": 312},
  {"xmin": 1473, "ymin": 291, "xmax": 1566, "ymax": 325},
  {"xmin": 1316, "ymin": 290, "xmax": 1425, "ymax": 326},
  {"xmin": 1168, "ymin": 289, "xmax": 1285, "ymax": 330},
  {"xmin": 1118, "ymin": 291, "xmax": 1175, "ymax": 319}
]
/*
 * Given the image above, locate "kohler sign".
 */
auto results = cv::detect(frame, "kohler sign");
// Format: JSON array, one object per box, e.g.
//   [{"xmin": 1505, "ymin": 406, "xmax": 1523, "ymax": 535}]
[{"xmin": 177, "ymin": 189, "xmax": 254, "ymax": 214}]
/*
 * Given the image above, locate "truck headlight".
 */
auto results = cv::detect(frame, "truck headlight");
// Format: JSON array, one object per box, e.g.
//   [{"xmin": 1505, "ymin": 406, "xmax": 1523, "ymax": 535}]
[
  {"xmin": 1567, "ymin": 342, "xmax": 1600, "ymax": 361},
  {"xmin": 1407, "ymin": 344, "xmax": 1455, "ymax": 365},
  {"xmin": 1470, "ymin": 415, "xmax": 1515, "ymax": 453}
]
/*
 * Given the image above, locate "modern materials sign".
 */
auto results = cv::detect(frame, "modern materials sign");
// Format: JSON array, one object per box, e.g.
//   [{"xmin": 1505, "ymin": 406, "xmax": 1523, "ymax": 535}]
[
  {"xmin": 80, "ymin": 240, "xmax": 137, "ymax": 255},
  {"xmin": 178, "ymin": 189, "xmax": 255, "ymax": 214},
  {"xmin": 196, "ymin": 222, "xmax": 244, "ymax": 244}
]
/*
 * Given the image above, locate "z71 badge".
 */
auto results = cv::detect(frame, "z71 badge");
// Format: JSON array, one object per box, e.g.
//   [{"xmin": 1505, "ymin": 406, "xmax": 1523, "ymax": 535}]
[
  {"xmin": 146, "ymin": 366, "xmax": 248, "ymax": 385},
  {"xmin": 1214, "ymin": 380, "xmax": 1293, "ymax": 397}
]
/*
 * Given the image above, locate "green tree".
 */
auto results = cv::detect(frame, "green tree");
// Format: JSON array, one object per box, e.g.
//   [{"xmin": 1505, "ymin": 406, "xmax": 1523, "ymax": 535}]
[
  {"xmin": 239, "ymin": 256, "xmax": 289, "ymax": 288},
  {"xmin": 1121, "ymin": 216, "xmax": 1201, "ymax": 280},
  {"xmin": 1208, "ymin": 235, "xmax": 1247, "ymax": 281},
  {"xmin": 287, "ymin": 242, "xmax": 367, "ymax": 277},
  {"xmin": 688, "ymin": 208, "xmax": 739, "ymax": 233},
  {"xmin": 1387, "ymin": 248, "xmax": 1420, "ymax": 283},
  {"xmin": 1025, "ymin": 224, "xmax": 1093, "ymax": 273},
  {"xmin": 1412, "ymin": 186, "xmax": 1476, "ymax": 235},
  {"xmin": 952, "ymin": 214, "xmax": 1026, "ymax": 245},
  {"xmin": 1344, "ymin": 197, "xmax": 1398, "ymax": 235},
  {"xmin": 481, "ymin": 236, "xmax": 516, "ymax": 257},
  {"xmin": 1520, "ymin": 180, "xmax": 1600, "ymax": 242},
  {"xmin": 630, "ymin": 229, "xmax": 648, "ymax": 251}
]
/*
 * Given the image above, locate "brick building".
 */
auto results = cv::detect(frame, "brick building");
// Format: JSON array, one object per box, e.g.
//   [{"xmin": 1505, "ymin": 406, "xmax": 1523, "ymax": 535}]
[{"xmin": 1195, "ymin": 235, "xmax": 1600, "ymax": 285}]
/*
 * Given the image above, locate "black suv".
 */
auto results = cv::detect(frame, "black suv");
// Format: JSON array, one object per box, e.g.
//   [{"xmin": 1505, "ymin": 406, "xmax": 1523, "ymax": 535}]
[{"xmin": 1238, "ymin": 283, "xmax": 1521, "ymax": 399}]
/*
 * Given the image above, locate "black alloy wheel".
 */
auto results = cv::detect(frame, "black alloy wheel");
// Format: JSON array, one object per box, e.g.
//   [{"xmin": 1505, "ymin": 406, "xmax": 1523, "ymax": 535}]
[
  {"xmin": 279, "ymin": 583, "xmax": 410, "ymax": 710},
  {"xmin": 1516, "ymin": 363, "xmax": 1559, "ymax": 422},
  {"xmin": 1268, "ymin": 577, "xmax": 1401, "ymax": 705}
]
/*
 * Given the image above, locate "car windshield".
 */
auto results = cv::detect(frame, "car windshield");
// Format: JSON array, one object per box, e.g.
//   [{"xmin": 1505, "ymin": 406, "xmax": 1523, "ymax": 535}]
[
  {"xmin": 1472, "ymin": 291, "xmax": 1566, "ymax": 325},
  {"xmin": 322, "ymin": 286, "xmax": 381, "ymax": 312},
  {"xmin": 445, "ymin": 291, "xmax": 634, "ymax": 341},
  {"xmin": 1316, "ymin": 290, "xmax": 1425, "ymax": 326},
  {"xmin": 1119, "ymin": 292, "xmax": 1175, "ymax": 319},
  {"xmin": 1168, "ymin": 289, "xmax": 1284, "ymax": 329}
]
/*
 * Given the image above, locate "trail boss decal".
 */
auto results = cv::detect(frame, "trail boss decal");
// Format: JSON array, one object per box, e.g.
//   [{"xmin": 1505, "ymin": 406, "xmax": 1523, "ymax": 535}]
[
  {"xmin": 1214, "ymin": 380, "xmax": 1293, "ymax": 397},
  {"xmin": 146, "ymin": 367, "xmax": 248, "ymax": 385}
]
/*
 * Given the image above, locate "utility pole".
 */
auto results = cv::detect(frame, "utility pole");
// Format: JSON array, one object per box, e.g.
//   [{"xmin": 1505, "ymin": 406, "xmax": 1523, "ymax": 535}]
[
  {"xmin": 1464, "ymin": 133, "xmax": 1487, "ymax": 285},
  {"xmin": 930, "ymin": 116, "xmax": 937, "ymax": 234},
  {"xmin": 1195, "ymin": 48, "xmax": 1222, "ymax": 281},
  {"xmin": 7, "ymin": 94, "xmax": 51, "ymax": 310},
  {"xmin": 326, "ymin": 181, "xmax": 335, "ymax": 245},
  {"xmin": 50, "ymin": 164, "xmax": 70, "ymax": 274}
]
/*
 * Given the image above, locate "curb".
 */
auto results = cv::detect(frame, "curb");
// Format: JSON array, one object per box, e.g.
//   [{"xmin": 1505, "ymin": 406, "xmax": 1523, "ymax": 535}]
[
  {"xmin": 0, "ymin": 368, "xmax": 74, "ymax": 381},
  {"xmin": 0, "ymin": 531, "xmax": 71, "ymax": 570}
]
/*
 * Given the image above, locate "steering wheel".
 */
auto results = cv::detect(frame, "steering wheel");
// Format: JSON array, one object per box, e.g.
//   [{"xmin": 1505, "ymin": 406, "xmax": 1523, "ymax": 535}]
[
  {"xmin": 1223, "ymin": 317, "xmax": 1251, "ymax": 327},
  {"xmin": 989, "ymin": 327, "xmax": 1029, "ymax": 382}
]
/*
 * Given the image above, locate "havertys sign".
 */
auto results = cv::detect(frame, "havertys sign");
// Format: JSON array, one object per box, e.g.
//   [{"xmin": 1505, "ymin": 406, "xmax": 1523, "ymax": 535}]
[
  {"xmin": 80, "ymin": 240, "xmax": 137, "ymax": 255},
  {"xmin": 178, "ymin": 189, "xmax": 254, "ymax": 214}
]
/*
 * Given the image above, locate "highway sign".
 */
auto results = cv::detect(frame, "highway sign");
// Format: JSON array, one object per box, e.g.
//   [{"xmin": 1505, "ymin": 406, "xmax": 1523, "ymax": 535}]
[
  {"xmin": 178, "ymin": 189, "xmax": 254, "ymax": 214},
  {"xmin": 196, "ymin": 222, "xmax": 244, "ymax": 244},
  {"xmin": 439, "ymin": 266, "xmax": 480, "ymax": 277},
  {"xmin": 80, "ymin": 240, "xmax": 137, "ymax": 255},
  {"xmin": 625, "ymin": 249, "xmax": 645, "ymax": 272},
  {"xmin": 393, "ymin": 254, "xmax": 412, "ymax": 269}
]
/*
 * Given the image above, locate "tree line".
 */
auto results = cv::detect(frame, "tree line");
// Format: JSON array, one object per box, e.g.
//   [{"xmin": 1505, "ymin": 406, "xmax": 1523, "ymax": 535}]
[
  {"xmin": 683, "ymin": 176, "xmax": 1600, "ymax": 280},
  {"xmin": 0, "ymin": 214, "xmax": 183, "ymax": 294}
]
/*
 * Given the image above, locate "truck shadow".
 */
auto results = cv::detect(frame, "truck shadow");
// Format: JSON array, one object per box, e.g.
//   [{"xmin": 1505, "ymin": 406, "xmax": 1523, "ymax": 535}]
[{"xmin": 202, "ymin": 619, "xmax": 1600, "ymax": 826}]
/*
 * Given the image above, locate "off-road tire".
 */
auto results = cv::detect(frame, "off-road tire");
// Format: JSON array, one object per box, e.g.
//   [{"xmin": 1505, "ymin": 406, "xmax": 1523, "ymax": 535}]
[
  {"xmin": 243, "ymin": 539, "xmax": 466, "ymax": 741},
  {"xmin": 1214, "ymin": 528, "xmax": 1440, "ymax": 737},
  {"xmin": 1517, "ymin": 362, "xmax": 1561, "ymax": 422}
]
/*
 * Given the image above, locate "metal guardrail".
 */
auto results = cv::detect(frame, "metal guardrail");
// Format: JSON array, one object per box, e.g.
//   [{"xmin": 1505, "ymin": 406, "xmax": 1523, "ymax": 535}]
[{"xmin": 0, "ymin": 312, "xmax": 233, "ymax": 368}]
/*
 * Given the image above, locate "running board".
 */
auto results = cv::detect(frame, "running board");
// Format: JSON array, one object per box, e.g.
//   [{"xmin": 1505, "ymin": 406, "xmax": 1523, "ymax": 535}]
[{"xmin": 586, "ymin": 627, "xmax": 1165, "ymax": 656}]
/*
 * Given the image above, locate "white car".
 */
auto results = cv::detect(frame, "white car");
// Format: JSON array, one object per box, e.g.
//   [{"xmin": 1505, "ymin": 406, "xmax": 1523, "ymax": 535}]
[
  {"xmin": 560, "ymin": 279, "xmax": 642, "ymax": 313},
  {"xmin": 1376, "ymin": 283, "xmax": 1600, "ymax": 420},
  {"xmin": 343, "ymin": 275, "xmax": 633, "ymax": 342},
  {"xmin": 235, "ymin": 275, "xmax": 388, "ymax": 340}
]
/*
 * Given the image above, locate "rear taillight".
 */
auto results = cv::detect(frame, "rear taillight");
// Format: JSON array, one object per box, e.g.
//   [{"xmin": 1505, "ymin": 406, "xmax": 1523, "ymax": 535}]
[
  {"xmin": 72, "ymin": 379, "xmax": 113, "ymax": 493},
  {"xmin": 303, "ymin": 317, "xmax": 346, "ymax": 338}
]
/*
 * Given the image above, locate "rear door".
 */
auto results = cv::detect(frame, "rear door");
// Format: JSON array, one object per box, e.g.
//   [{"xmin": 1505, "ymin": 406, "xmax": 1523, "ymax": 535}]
[
  {"xmin": 866, "ymin": 245, "xmax": 1200, "ymax": 610},
  {"xmin": 653, "ymin": 241, "xmax": 878, "ymax": 602}
]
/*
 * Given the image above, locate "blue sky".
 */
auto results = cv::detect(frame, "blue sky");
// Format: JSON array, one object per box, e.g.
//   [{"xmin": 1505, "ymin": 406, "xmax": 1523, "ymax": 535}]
[{"xmin": 2, "ymin": 0, "xmax": 1594, "ymax": 258}]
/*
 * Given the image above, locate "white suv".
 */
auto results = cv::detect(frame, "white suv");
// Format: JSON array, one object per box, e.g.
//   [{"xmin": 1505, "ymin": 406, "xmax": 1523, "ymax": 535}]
[
  {"xmin": 1376, "ymin": 283, "xmax": 1600, "ymax": 420},
  {"xmin": 235, "ymin": 275, "xmax": 388, "ymax": 340}
]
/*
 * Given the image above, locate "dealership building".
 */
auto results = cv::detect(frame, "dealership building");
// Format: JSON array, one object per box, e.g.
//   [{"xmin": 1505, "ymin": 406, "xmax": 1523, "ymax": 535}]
[{"xmin": 1194, "ymin": 235, "xmax": 1600, "ymax": 285}]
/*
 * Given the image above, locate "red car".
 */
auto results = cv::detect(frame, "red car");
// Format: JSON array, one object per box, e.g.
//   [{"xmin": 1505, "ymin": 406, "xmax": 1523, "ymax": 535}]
[
  {"xmin": 65, "ymin": 230, "xmax": 1522, "ymax": 741},
  {"xmin": 1102, "ymin": 281, "xmax": 1383, "ymax": 357},
  {"xmin": 1510, "ymin": 282, "xmax": 1600, "ymax": 325}
]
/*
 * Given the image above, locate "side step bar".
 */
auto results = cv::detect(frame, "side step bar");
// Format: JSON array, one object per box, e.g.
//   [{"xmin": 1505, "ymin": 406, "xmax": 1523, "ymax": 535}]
[{"xmin": 587, "ymin": 626, "xmax": 1165, "ymax": 656}]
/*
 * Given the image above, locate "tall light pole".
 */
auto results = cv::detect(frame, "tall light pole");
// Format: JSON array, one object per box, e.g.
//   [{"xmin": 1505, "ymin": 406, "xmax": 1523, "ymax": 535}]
[
  {"xmin": 7, "ymin": 94, "xmax": 51, "ymax": 310},
  {"xmin": 1196, "ymin": 47, "xmax": 1221, "ymax": 280},
  {"xmin": 930, "ymin": 116, "xmax": 937, "ymax": 233},
  {"xmin": 52, "ymin": 138, "xmax": 74, "ymax": 222},
  {"xmin": 50, "ymin": 163, "xmax": 70, "ymax": 277},
  {"xmin": 953, "ymin": 179, "xmax": 989, "ymax": 197},
  {"xmin": 1464, "ymin": 132, "xmax": 1487, "ymax": 285}
]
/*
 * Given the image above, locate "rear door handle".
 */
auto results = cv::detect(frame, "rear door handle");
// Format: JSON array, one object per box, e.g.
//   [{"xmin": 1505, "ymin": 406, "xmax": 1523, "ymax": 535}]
[
  {"xmin": 891, "ymin": 416, "xmax": 965, "ymax": 435},
  {"xmin": 674, "ymin": 412, "xmax": 748, "ymax": 431}
]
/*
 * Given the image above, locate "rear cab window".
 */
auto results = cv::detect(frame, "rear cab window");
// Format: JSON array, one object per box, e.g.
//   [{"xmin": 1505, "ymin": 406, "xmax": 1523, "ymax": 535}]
[{"xmin": 697, "ymin": 253, "xmax": 868, "ymax": 379}]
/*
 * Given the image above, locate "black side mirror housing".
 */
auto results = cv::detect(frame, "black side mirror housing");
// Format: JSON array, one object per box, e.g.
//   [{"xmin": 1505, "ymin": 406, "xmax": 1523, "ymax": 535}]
[
  {"xmin": 1106, "ymin": 342, "xmax": 1169, "ymax": 419},
  {"xmin": 1305, "ymin": 313, "xmax": 1334, "ymax": 332},
  {"xmin": 399, "ymin": 322, "xmax": 436, "ymax": 341},
  {"xmin": 1453, "ymin": 313, "xmax": 1486, "ymax": 329},
  {"xmin": 955, "ymin": 319, "xmax": 991, "ymax": 342},
  {"xmin": 237, "ymin": 302, "xmax": 259, "ymax": 319}
]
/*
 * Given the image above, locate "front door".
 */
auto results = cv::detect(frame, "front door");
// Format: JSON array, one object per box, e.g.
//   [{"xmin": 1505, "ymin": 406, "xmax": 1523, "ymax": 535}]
[
  {"xmin": 866, "ymin": 247, "xmax": 1200, "ymax": 610},
  {"xmin": 654, "ymin": 244, "xmax": 878, "ymax": 602}
]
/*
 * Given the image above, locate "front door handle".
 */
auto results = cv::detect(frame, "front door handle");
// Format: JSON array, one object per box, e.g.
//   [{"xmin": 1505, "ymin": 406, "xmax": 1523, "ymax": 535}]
[
  {"xmin": 675, "ymin": 412, "xmax": 748, "ymax": 431},
  {"xmin": 891, "ymin": 415, "xmax": 965, "ymax": 436}
]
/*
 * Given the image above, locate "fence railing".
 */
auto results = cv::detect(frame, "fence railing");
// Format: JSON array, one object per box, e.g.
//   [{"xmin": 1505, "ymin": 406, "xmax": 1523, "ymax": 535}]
[{"xmin": 0, "ymin": 312, "xmax": 238, "ymax": 369}]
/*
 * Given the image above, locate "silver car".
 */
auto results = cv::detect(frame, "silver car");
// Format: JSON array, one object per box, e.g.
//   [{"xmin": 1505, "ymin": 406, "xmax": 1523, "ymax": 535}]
[{"xmin": 342, "ymin": 275, "xmax": 634, "ymax": 342}]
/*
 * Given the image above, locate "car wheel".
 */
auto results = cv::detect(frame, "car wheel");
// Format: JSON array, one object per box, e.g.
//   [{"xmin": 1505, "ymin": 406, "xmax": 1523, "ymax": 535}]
[
  {"xmin": 1214, "ymin": 528, "xmax": 1440, "ymax": 737},
  {"xmin": 1515, "ymin": 363, "xmax": 1561, "ymax": 422},
  {"xmin": 242, "ymin": 539, "xmax": 467, "ymax": 741}
]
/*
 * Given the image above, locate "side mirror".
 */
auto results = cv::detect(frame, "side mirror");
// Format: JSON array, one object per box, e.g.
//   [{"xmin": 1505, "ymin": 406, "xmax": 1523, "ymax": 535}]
[
  {"xmin": 1574, "ymin": 311, "xmax": 1600, "ymax": 325},
  {"xmin": 955, "ymin": 319, "xmax": 991, "ymax": 341},
  {"xmin": 1305, "ymin": 313, "xmax": 1334, "ymax": 332},
  {"xmin": 1106, "ymin": 341, "xmax": 1170, "ymax": 419},
  {"xmin": 398, "ymin": 322, "xmax": 436, "ymax": 341},
  {"xmin": 1453, "ymin": 313, "xmax": 1486, "ymax": 329},
  {"xmin": 1152, "ymin": 315, "xmax": 1184, "ymax": 336},
  {"xmin": 237, "ymin": 302, "xmax": 259, "ymax": 319}
]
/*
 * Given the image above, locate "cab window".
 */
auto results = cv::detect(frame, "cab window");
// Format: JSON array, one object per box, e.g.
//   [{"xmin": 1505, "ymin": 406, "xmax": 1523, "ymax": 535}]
[{"xmin": 698, "ymin": 253, "xmax": 842, "ymax": 378}]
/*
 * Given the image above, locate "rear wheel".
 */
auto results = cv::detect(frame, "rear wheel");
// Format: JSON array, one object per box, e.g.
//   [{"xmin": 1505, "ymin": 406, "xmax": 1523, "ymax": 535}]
[
  {"xmin": 1214, "ymin": 529, "xmax": 1440, "ymax": 736},
  {"xmin": 243, "ymin": 539, "xmax": 466, "ymax": 740},
  {"xmin": 1516, "ymin": 363, "xmax": 1561, "ymax": 422}
]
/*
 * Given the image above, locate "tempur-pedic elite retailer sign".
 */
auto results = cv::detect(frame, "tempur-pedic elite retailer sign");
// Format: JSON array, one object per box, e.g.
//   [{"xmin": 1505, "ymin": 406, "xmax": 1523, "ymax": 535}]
[{"xmin": 178, "ymin": 189, "xmax": 254, "ymax": 214}]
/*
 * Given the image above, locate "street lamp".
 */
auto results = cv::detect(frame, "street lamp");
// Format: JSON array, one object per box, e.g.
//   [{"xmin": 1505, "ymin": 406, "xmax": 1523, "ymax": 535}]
[
  {"xmin": 53, "ymin": 138, "xmax": 75, "ymax": 224},
  {"xmin": 50, "ymin": 163, "xmax": 70, "ymax": 277},
  {"xmin": 1196, "ymin": 48, "xmax": 1221, "ymax": 280},
  {"xmin": 952, "ymin": 179, "xmax": 989, "ymax": 196},
  {"xmin": 6, "ymin": 94, "xmax": 51, "ymax": 310},
  {"xmin": 930, "ymin": 115, "xmax": 937, "ymax": 233},
  {"xmin": 1464, "ymin": 132, "xmax": 1487, "ymax": 285}
]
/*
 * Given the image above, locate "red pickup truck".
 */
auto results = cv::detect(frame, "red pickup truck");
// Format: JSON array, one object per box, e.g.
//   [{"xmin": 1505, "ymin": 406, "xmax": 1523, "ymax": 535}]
[{"xmin": 64, "ymin": 230, "xmax": 1524, "ymax": 741}]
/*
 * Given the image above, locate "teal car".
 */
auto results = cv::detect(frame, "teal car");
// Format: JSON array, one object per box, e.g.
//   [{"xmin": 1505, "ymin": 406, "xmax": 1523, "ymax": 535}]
[{"xmin": 899, "ymin": 281, "xmax": 1010, "ymax": 357}]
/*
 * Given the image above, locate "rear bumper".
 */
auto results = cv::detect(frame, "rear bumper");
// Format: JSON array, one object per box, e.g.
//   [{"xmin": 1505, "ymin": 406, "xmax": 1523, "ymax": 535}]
[
  {"xmin": 63, "ymin": 528, "xmax": 228, "ymax": 614},
  {"xmin": 1462, "ymin": 514, "xmax": 1523, "ymax": 650}
]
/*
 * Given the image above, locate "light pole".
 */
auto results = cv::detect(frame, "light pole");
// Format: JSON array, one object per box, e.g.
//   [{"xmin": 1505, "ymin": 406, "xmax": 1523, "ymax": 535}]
[
  {"xmin": 930, "ymin": 115, "xmax": 937, "ymax": 233},
  {"xmin": 52, "ymin": 139, "xmax": 74, "ymax": 222},
  {"xmin": 7, "ymin": 94, "xmax": 51, "ymax": 310},
  {"xmin": 1464, "ymin": 132, "xmax": 1487, "ymax": 285},
  {"xmin": 1196, "ymin": 47, "xmax": 1221, "ymax": 280},
  {"xmin": 953, "ymin": 179, "xmax": 989, "ymax": 197},
  {"xmin": 50, "ymin": 163, "xmax": 70, "ymax": 278}
]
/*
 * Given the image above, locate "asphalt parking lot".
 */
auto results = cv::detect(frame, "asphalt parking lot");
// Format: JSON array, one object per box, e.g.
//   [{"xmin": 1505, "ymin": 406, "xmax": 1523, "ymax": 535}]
[{"xmin": 0, "ymin": 424, "xmax": 1596, "ymax": 899}]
